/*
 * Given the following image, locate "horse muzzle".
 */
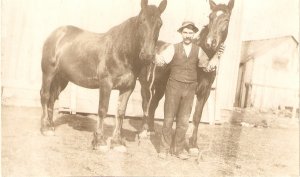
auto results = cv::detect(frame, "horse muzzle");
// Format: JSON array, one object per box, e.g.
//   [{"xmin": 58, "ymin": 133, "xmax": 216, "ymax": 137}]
[{"xmin": 205, "ymin": 37, "xmax": 218, "ymax": 51}]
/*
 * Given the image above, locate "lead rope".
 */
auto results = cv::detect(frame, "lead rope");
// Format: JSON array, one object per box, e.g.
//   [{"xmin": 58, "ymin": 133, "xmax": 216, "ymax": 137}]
[{"xmin": 145, "ymin": 62, "xmax": 157, "ymax": 117}]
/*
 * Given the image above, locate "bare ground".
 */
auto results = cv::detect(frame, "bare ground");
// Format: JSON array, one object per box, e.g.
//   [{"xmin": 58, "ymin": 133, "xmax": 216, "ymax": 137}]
[{"xmin": 1, "ymin": 106, "xmax": 299, "ymax": 177}]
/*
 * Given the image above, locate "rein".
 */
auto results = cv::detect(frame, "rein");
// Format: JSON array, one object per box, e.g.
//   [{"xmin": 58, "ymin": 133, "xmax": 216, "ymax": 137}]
[{"xmin": 145, "ymin": 63, "xmax": 157, "ymax": 117}]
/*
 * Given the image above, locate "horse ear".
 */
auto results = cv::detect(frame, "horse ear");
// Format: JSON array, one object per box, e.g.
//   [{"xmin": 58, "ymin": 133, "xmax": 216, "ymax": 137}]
[
  {"xmin": 141, "ymin": 0, "xmax": 148, "ymax": 9},
  {"xmin": 209, "ymin": 0, "xmax": 217, "ymax": 10},
  {"xmin": 158, "ymin": 0, "xmax": 167, "ymax": 14},
  {"xmin": 228, "ymin": 0, "xmax": 235, "ymax": 11}
]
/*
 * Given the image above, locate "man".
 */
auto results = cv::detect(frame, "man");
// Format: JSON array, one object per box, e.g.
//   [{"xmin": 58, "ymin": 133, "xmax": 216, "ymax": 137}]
[{"xmin": 155, "ymin": 21, "xmax": 223, "ymax": 160}]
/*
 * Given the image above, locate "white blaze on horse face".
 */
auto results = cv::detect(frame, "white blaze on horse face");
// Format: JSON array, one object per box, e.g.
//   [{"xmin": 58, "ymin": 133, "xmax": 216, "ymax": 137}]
[{"xmin": 216, "ymin": 10, "xmax": 224, "ymax": 17}]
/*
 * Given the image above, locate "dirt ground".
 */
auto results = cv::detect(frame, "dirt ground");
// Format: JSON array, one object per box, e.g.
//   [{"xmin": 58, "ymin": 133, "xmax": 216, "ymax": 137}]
[{"xmin": 1, "ymin": 105, "xmax": 299, "ymax": 177}]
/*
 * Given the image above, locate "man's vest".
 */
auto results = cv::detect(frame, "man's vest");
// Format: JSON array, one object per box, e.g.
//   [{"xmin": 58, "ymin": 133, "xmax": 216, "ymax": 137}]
[{"xmin": 169, "ymin": 42, "xmax": 199, "ymax": 83}]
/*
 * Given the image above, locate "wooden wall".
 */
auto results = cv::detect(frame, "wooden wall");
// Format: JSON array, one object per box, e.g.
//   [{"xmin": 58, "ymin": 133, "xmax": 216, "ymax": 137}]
[
  {"xmin": 1, "ymin": 0, "xmax": 211, "ymax": 107},
  {"xmin": 237, "ymin": 36, "xmax": 299, "ymax": 110},
  {"xmin": 1, "ymin": 0, "xmax": 142, "ymax": 107}
]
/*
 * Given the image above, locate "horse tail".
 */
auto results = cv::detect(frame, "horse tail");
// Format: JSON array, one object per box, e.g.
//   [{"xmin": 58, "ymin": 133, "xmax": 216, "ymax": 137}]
[{"xmin": 41, "ymin": 26, "xmax": 69, "ymax": 73}]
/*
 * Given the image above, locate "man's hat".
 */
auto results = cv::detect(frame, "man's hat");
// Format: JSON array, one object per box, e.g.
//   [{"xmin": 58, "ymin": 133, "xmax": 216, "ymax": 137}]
[{"xmin": 177, "ymin": 21, "xmax": 199, "ymax": 33}]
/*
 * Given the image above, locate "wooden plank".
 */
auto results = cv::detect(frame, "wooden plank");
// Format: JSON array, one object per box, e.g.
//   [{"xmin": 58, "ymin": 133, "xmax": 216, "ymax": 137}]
[{"xmin": 215, "ymin": 0, "xmax": 244, "ymax": 110}]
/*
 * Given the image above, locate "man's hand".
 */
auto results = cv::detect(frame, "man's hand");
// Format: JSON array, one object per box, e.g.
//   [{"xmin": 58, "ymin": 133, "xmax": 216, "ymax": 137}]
[
  {"xmin": 154, "ymin": 55, "xmax": 166, "ymax": 67},
  {"xmin": 203, "ymin": 44, "xmax": 225, "ymax": 72},
  {"xmin": 203, "ymin": 57, "xmax": 218, "ymax": 72},
  {"xmin": 217, "ymin": 43, "xmax": 225, "ymax": 58}
]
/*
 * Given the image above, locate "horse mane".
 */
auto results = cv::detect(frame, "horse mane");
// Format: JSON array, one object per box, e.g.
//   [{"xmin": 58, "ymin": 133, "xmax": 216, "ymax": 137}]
[
  {"xmin": 105, "ymin": 5, "xmax": 160, "ymax": 40},
  {"xmin": 106, "ymin": 17, "xmax": 138, "ymax": 36},
  {"xmin": 102, "ymin": 5, "xmax": 161, "ymax": 56},
  {"xmin": 101, "ymin": 16, "xmax": 140, "ymax": 55}
]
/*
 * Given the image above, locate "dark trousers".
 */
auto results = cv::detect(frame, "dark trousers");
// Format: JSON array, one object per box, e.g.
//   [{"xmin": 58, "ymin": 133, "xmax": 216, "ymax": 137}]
[{"xmin": 160, "ymin": 79, "xmax": 197, "ymax": 154}]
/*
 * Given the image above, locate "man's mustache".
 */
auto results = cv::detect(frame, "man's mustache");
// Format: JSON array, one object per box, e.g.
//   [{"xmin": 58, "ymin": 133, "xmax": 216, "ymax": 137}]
[{"xmin": 184, "ymin": 37, "xmax": 193, "ymax": 40}]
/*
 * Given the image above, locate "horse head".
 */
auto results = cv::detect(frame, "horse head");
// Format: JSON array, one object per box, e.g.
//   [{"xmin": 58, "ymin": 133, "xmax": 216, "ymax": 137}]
[
  {"xmin": 204, "ymin": 0, "xmax": 234, "ymax": 51},
  {"xmin": 137, "ymin": 0, "xmax": 167, "ymax": 63}
]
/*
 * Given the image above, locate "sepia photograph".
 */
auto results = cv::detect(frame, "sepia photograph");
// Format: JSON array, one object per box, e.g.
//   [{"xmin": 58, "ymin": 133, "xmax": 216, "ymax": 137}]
[{"xmin": 1, "ymin": 0, "xmax": 299, "ymax": 176}]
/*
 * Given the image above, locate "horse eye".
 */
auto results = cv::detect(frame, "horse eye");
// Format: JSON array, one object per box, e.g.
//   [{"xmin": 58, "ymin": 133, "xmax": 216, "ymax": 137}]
[
  {"xmin": 140, "ymin": 16, "xmax": 146, "ymax": 22},
  {"xmin": 139, "ymin": 17, "xmax": 146, "ymax": 24}
]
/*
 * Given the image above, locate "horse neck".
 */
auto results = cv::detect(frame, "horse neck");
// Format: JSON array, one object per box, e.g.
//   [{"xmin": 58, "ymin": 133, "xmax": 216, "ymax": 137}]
[{"xmin": 108, "ymin": 17, "xmax": 142, "ymax": 56}]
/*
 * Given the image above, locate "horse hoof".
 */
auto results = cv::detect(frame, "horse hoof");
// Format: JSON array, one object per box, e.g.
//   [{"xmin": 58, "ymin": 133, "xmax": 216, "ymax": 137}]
[
  {"xmin": 189, "ymin": 148, "xmax": 199, "ymax": 156},
  {"xmin": 113, "ymin": 145, "xmax": 127, "ymax": 153},
  {"xmin": 41, "ymin": 129, "xmax": 55, "ymax": 136},
  {"xmin": 94, "ymin": 145, "xmax": 110, "ymax": 152}
]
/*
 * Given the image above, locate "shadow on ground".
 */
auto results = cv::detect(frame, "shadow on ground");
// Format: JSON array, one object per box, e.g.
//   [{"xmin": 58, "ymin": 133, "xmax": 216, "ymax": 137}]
[
  {"xmin": 128, "ymin": 118, "xmax": 163, "ymax": 153},
  {"xmin": 54, "ymin": 113, "xmax": 137, "ymax": 142}
]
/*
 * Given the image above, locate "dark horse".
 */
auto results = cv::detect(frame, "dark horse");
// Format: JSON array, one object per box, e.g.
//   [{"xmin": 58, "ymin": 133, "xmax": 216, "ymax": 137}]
[
  {"xmin": 40, "ymin": 0, "xmax": 167, "ymax": 151},
  {"xmin": 138, "ymin": 0, "xmax": 234, "ymax": 150}
]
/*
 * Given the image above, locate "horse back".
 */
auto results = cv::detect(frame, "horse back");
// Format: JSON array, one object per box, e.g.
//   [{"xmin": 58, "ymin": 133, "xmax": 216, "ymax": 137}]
[
  {"xmin": 42, "ymin": 25, "xmax": 106, "ymax": 88},
  {"xmin": 42, "ymin": 26, "xmax": 82, "ymax": 58}
]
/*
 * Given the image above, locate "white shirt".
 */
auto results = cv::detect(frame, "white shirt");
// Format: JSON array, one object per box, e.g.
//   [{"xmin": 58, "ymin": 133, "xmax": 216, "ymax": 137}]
[
  {"xmin": 156, "ymin": 43, "xmax": 209, "ymax": 67},
  {"xmin": 183, "ymin": 43, "xmax": 192, "ymax": 58}
]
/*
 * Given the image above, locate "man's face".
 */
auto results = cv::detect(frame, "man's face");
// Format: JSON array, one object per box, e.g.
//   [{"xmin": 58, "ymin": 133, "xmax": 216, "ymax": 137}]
[{"xmin": 181, "ymin": 28, "xmax": 195, "ymax": 45}]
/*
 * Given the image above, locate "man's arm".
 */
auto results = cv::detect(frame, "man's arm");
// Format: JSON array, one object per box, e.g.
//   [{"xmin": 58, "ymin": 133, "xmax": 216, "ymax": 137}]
[
  {"xmin": 201, "ymin": 44, "xmax": 225, "ymax": 72},
  {"xmin": 155, "ymin": 44, "xmax": 175, "ymax": 66}
]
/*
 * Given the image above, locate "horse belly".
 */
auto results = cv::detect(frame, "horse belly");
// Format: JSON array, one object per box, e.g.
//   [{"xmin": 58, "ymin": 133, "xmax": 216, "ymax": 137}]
[
  {"xmin": 58, "ymin": 41, "xmax": 102, "ymax": 89},
  {"xmin": 59, "ymin": 58, "xmax": 100, "ymax": 89},
  {"xmin": 63, "ymin": 70, "xmax": 100, "ymax": 89}
]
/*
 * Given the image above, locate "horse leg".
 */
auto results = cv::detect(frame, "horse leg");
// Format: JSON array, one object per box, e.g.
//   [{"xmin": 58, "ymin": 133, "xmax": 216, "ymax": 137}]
[
  {"xmin": 147, "ymin": 85, "xmax": 165, "ymax": 132},
  {"xmin": 189, "ymin": 90, "xmax": 210, "ymax": 151},
  {"xmin": 139, "ymin": 84, "xmax": 165, "ymax": 138},
  {"xmin": 92, "ymin": 80, "xmax": 112, "ymax": 151},
  {"xmin": 41, "ymin": 73, "xmax": 68, "ymax": 136},
  {"xmin": 111, "ymin": 85, "xmax": 135, "ymax": 152},
  {"xmin": 189, "ymin": 75, "xmax": 216, "ymax": 156},
  {"xmin": 140, "ymin": 79, "xmax": 151, "ymax": 133},
  {"xmin": 46, "ymin": 75, "xmax": 69, "ymax": 134},
  {"xmin": 40, "ymin": 72, "xmax": 56, "ymax": 135}
]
